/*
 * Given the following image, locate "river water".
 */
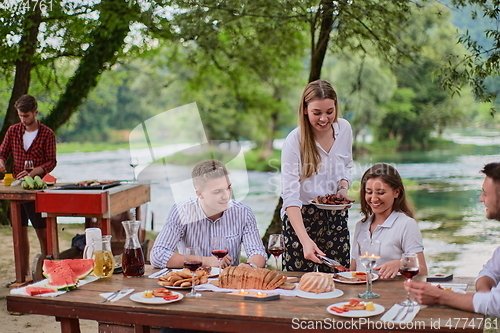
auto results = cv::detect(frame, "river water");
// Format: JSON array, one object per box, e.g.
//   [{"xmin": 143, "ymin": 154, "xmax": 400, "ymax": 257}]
[{"xmin": 52, "ymin": 129, "xmax": 500, "ymax": 277}]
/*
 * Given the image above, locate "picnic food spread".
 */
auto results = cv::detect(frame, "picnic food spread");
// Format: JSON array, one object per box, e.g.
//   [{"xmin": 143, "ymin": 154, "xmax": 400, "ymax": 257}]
[
  {"xmin": 217, "ymin": 266, "xmax": 288, "ymax": 290},
  {"xmin": 298, "ymin": 272, "xmax": 336, "ymax": 293},
  {"xmin": 158, "ymin": 269, "xmax": 209, "ymax": 287}
]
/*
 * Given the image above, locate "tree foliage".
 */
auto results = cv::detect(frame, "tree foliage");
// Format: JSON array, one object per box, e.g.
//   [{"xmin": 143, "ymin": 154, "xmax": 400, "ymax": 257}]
[{"xmin": 441, "ymin": 0, "xmax": 500, "ymax": 109}]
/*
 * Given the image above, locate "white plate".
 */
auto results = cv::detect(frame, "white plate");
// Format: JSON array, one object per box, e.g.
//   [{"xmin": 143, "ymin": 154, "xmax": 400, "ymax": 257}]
[
  {"xmin": 130, "ymin": 291, "xmax": 183, "ymax": 304},
  {"xmin": 164, "ymin": 267, "xmax": 220, "ymax": 278},
  {"xmin": 332, "ymin": 272, "xmax": 379, "ymax": 284},
  {"xmin": 295, "ymin": 288, "xmax": 343, "ymax": 299},
  {"xmin": 327, "ymin": 302, "xmax": 385, "ymax": 317},
  {"xmin": 309, "ymin": 201, "xmax": 351, "ymax": 211},
  {"xmin": 430, "ymin": 283, "xmax": 467, "ymax": 293},
  {"xmin": 161, "ymin": 284, "xmax": 193, "ymax": 290}
]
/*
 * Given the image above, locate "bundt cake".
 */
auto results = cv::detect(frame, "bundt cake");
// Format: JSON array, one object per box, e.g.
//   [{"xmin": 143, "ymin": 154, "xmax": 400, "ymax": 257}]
[{"xmin": 298, "ymin": 272, "xmax": 335, "ymax": 293}]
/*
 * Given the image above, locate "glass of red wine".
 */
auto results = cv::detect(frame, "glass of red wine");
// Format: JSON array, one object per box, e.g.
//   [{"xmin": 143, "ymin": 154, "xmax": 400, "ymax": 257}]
[
  {"xmin": 211, "ymin": 236, "xmax": 228, "ymax": 275},
  {"xmin": 184, "ymin": 247, "xmax": 202, "ymax": 297},
  {"xmin": 24, "ymin": 160, "xmax": 34, "ymax": 175},
  {"xmin": 268, "ymin": 234, "xmax": 285, "ymax": 271},
  {"xmin": 399, "ymin": 253, "xmax": 420, "ymax": 306},
  {"xmin": 358, "ymin": 239, "xmax": 381, "ymax": 299}
]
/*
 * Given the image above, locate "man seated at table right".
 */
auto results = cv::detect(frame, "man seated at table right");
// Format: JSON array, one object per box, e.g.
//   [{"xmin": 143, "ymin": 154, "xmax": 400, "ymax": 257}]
[
  {"xmin": 150, "ymin": 159, "xmax": 266, "ymax": 269},
  {"xmin": 406, "ymin": 162, "xmax": 500, "ymax": 317}
]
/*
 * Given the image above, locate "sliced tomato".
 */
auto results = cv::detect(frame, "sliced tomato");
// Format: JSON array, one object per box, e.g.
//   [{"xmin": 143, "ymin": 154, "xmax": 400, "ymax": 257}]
[
  {"xmin": 330, "ymin": 306, "xmax": 348, "ymax": 313},
  {"xmin": 348, "ymin": 299, "xmax": 360, "ymax": 306},
  {"xmin": 163, "ymin": 294, "xmax": 179, "ymax": 301}
]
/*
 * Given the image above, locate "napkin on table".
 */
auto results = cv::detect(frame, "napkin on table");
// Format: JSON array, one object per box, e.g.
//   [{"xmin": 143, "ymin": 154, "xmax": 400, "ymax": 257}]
[{"xmin": 380, "ymin": 304, "xmax": 424, "ymax": 323}]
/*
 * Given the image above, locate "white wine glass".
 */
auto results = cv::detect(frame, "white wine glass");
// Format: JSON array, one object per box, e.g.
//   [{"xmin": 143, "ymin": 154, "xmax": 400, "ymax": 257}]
[
  {"xmin": 358, "ymin": 239, "xmax": 381, "ymax": 299},
  {"xmin": 184, "ymin": 247, "xmax": 202, "ymax": 297},
  {"xmin": 129, "ymin": 157, "xmax": 139, "ymax": 182},
  {"xmin": 399, "ymin": 253, "xmax": 420, "ymax": 306}
]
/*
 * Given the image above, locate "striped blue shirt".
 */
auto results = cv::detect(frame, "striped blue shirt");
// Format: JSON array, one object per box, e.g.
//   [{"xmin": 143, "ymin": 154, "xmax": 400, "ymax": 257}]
[{"xmin": 150, "ymin": 198, "xmax": 266, "ymax": 268}]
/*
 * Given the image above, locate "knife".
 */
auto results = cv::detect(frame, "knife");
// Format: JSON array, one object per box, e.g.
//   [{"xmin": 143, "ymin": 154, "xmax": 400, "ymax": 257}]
[
  {"xmin": 100, "ymin": 289, "xmax": 121, "ymax": 303},
  {"xmin": 148, "ymin": 268, "xmax": 171, "ymax": 278}
]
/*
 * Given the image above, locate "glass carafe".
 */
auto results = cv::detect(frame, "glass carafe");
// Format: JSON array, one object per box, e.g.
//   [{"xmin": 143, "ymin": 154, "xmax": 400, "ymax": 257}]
[
  {"xmin": 121, "ymin": 220, "xmax": 145, "ymax": 277},
  {"xmin": 91, "ymin": 235, "xmax": 115, "ymax": 278}
]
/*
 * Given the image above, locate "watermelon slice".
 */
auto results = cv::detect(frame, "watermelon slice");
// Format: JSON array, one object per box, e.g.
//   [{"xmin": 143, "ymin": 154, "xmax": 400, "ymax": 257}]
[
  {"xmin": 42, "ymin": 259, "xmax": 94, "ymax": 291},
  {"xmin": 42, "ymin": 173, "xmax": 57, "ymax": 185},
  {"xmin": 43, "ymin": 260, "xmax": 79, "ymax": 290},
  {"xmin": 25, "ymin": 286, "xmax": 57, "ymax": 296},
  {"xmin": 65, "ymin": 259, "xmax": 94, "ymax": 279}
]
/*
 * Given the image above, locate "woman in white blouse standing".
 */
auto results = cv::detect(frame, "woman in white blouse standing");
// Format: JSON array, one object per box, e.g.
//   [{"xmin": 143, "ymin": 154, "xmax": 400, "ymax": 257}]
[{"xmin": 281, "ymin": 80, "xmax": 353, "ymax": 272}]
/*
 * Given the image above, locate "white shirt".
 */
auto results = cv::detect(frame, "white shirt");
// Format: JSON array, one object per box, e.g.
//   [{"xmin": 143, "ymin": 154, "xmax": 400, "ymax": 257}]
[
  {"xmin": 23, "ymin": 129, "xmax": 38, "ymax": 151},
  {"xmin": 473, "ymin": 246, "xmax": 500, "ymax": 317},
  {"xmin": 150, "ymin": 198, "xmax": 267, "ymax": 268},
  {"xmin": 351, "ymin": 211, "xmax": 424, "ymax": 266},
  {"xmin": 280, "ymin": 118, "xmax": 353, "ymax": 218}
]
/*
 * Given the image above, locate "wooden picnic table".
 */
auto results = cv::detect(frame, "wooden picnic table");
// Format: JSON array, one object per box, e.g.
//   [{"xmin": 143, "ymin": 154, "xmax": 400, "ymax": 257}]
[
  {"xmin": 6, "ymin": 266, "xmax": 487, "ymax": 333},
  {"xmin": 0, "ymin": 183, "xmax": 150, "ymax": 284}
]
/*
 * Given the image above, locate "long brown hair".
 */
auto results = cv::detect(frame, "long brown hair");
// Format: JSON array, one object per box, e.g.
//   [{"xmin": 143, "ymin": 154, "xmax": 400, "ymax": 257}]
[
  {"xmin": 360, "ymin": 163, "xmax": 414, "ymax": 222},
  {"xmin": 298, "ymin": 80, "xmax": 339, "ymax": 181}
]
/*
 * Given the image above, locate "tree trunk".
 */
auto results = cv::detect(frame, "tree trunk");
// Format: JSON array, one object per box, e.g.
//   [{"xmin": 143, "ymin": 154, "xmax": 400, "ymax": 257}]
[
  {"xmin": 262, "ymin": 197, "xmax": 283, "ymax": 250},
  {"xmin": 0, "ymin": 6, "xmax": 41, "ymax": 226},
  {"xmin": 43, "ymin": 0, "xmax": 133, "ymax": 131},
  {"xmin": 308, "ymin": 0, "xmax": 334, "ymax": 82},
  {"xmin": 265, "ymin": 1, "xmax": 334, "ymax": 242},
  {"xmin": 0, "ymin": 6, "xmax": 42, "ymax": 141}
]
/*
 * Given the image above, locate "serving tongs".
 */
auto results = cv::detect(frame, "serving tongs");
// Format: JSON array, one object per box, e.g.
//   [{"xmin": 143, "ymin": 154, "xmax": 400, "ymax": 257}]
[{"xmin": 316, "ymin": 254, "xmax": 348, "ymax": 272}]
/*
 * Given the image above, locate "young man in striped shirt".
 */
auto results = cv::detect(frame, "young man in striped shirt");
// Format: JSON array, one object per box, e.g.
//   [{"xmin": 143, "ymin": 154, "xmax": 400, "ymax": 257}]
[{"xmin": 150, "ymin": 160, "xmax": 266, "ymax": 269}]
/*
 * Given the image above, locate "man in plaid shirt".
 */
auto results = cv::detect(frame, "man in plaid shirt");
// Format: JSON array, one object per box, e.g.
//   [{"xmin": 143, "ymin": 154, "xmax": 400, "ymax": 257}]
[{"xmin": 0, "ymin": 95, "xmax": 57, "ymax": 276}]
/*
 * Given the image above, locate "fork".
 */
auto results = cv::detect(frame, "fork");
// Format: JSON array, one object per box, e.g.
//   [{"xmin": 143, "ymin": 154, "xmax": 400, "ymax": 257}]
[
  {"xmin": 399, "ymin": 304, "xmax": 416, "ymax": 322},
  {"xmin": 100, "ymin": 290, "xmax": 121, "ymax": 303}
]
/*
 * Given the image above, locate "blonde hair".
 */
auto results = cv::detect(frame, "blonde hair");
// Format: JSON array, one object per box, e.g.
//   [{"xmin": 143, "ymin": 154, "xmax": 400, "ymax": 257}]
[
  {"xmin": 298, "ymin": 80, "xmax": 339, "ymax": 181},
  {"xmin": 191, "ymin": 160, "xmax": 229, "ymax": 190}
]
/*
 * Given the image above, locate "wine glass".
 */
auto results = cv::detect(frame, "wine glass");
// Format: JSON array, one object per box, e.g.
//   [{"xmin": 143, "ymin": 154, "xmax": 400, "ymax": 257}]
[
  {"xmin": 399, "ymin": 253, "xmax": 420, "ymax": 306},
  {"xmin": 358, "ymin": 239, "xmax": 381, "ymax": 299},
  {"xmin": 267, "ymin": 234, "xmax": 285, "ymax": 271},
  {"xmin": 129, "ymin": 157, "xmax": 139, "ymax": 182},
  {"xmin": 184, "ymin": 247, "xmax": 202, "ymax": 297},
  {"xmin": 24, "ymin": 160, "xmax": 34, "ymax": 175},
  {"xmin": 211, "ymin": 236, "xmax": 228, "ymax": 275}
]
